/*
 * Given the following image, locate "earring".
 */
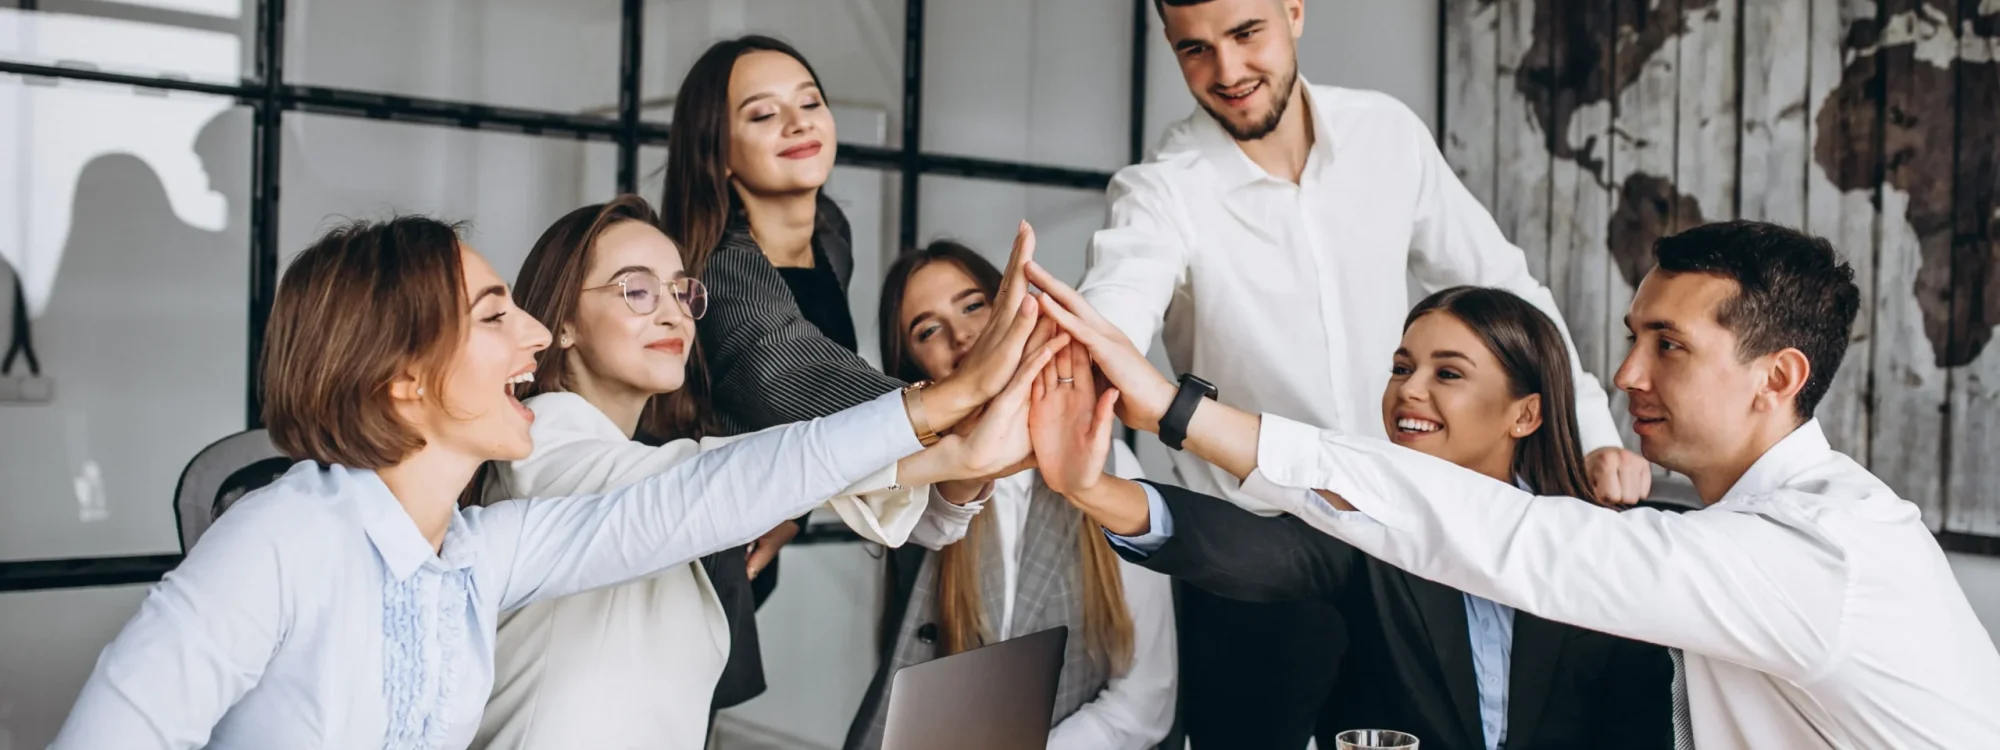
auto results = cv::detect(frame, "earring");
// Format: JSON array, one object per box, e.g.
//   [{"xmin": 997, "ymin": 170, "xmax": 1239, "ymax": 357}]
[
  {"xmin": 417, "ymin": 387, "xmax": 425, "ymax": 396},
  {"xmin": 561, "ymin": 335, "xmax": 573, "ymax": 347}
]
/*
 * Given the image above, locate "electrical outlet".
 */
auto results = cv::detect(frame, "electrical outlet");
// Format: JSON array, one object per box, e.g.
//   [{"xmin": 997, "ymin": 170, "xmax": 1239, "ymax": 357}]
[{"xmin": 0, "ymin": 374, "xmax": 55, "ymax": 404}]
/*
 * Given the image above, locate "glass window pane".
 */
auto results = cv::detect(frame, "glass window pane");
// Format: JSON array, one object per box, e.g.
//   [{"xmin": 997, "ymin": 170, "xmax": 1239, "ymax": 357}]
[
  {"xmin": 285, "ymin": 0, "xmax": 619, "ymax": 114},
  {"xmin": 2, "ymin": 1, "xmax": 254, "ymax": 87},
  {"xmin": 0, "ymin": 85, "xmax": 251, "ymax": 561},
  {"xmin": 281, "ymin": 114, "xmax": 618, "ymax": 285},
  {"xmin": 647, "ymin": 0, "xmax": 904, "ymax": 148},
  {"xmin": 921, "ymin": 0, "xmax": 1131, "ymax": 171},
  {"xmin": 916, "ymin": 174, "xmax": 1105, "ymax": 289}
]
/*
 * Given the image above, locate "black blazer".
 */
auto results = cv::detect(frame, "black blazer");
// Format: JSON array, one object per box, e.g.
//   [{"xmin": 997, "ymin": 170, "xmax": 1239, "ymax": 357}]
[
  {"xmin": 693, "ymin": 196, "xmax": 906, "ymax": 709},
  {"xmin": 1127, "ymin": 482, "xmax": 1673, "ymax": 750}
]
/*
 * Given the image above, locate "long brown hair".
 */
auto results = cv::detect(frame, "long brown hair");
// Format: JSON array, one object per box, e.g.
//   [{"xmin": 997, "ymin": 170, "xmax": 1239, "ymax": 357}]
[
  {"xmin": 659, "ymin": 34, "xmax": 836, "ymax": 279},
  {"xmin": 516, "ymin": 195, "xmax": 721, "ymax": 441},
  {"xmin": 879, "ymin": 242, "xmax": 1135, "ymax": 674},
  {"xmin": 1404, "ymin": 286, "xmax": 1596, "ymax": 501},
  {"xmin": 464, "ymin": 196, "xmax": 720, "ymax": 507}
]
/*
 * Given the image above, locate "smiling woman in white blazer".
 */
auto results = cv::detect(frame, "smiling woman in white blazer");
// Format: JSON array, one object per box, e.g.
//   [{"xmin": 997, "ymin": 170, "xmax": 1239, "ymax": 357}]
[{"xmin": 468, "ymin": 196, "xmax": 1041, "ymax": 750}]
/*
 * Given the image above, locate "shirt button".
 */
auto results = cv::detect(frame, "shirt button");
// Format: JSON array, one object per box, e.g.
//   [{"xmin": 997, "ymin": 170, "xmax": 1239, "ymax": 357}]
[{"xmin": 917, "ymin": 623, "xmax": 938, "ymax": 643}]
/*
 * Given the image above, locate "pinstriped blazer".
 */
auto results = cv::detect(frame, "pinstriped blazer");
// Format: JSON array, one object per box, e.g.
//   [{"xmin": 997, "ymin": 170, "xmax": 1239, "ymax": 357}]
[
  {"xmin": 700, "ymin": 194, "xmax": 906, "ymax": 434},
  {"xmin": 694, "ymin": 194, "xmax": 907, "ymax": 708}
]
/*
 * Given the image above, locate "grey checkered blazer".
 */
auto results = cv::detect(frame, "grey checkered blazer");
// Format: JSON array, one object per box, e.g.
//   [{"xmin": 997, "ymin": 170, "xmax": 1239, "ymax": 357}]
[{"xmin": 844, "ymin": 475, "xmax": 1113, "ymax": 750}]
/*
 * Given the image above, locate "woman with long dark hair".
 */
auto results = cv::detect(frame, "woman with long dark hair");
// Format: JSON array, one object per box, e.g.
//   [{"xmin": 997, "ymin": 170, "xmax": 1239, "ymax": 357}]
[
  {"xmin": 47, "ymin": 216, "xmax": 1050, "ymax": 750},
  {"xmin": 658, "ymin": 34, "xmax": 1041, "ymax": 709},
  {"xmin": 845, "ymin": 241, "xmax": 1177, "ymax": 750},
  {"xmin": 1027, "ymin": 281, "xmax": 1675, "ymax": 750},
  {"xmin": 470, "ymin": 197, "xmax": 1015, "ymax": 750}
]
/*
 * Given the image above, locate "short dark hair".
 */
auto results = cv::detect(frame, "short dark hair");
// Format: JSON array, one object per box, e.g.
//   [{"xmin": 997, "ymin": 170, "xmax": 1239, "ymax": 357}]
[
  {"xmin": 1650, "ymin": 220, "xmax": 1861, "ymax": 421},
  {"xmin": 1154, "ymin": 0, "xmax": 1216, "ymax": 15}
]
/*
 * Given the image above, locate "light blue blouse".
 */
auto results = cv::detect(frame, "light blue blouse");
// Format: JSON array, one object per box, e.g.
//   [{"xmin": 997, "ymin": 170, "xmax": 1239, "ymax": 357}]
[{"xmin": 50, "ymin": 392, "xmax": 919, "ymax": 750}]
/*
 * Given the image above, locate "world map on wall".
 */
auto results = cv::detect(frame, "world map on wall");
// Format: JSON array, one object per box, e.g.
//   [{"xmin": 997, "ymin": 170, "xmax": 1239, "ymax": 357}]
[{"xmin": 1507, "ymin": 0, "xmax": 1999, "ymax": 368}]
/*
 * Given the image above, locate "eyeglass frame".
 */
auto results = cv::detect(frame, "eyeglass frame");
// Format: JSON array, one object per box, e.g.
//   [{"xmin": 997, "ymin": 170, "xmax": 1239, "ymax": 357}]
[{"xmin": 581, "ymin": 270, "xmax": 708, "ymax": 320}]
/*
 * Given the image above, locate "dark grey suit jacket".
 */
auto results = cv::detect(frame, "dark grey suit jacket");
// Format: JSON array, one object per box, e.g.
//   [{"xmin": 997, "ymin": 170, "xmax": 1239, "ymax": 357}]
[
  {"xmin": 693, "ymin": 195, "xmax": 908, "ymax": 709},
  {"xmin": 700, "ymin": 194, "xmax": 905, "ymax": 432},
  {"xmin": 1126, "ymin": 481, "xmax": 1674, "ymax": 750}
]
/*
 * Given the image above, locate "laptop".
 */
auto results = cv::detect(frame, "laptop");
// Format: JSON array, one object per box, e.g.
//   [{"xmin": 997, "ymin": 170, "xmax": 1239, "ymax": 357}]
[{"xmin": 880, "ymin": 625, "xmax": 1068, "ymax": 750}]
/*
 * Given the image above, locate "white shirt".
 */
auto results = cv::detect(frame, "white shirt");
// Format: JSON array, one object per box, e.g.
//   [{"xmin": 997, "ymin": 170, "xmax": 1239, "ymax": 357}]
[
  {"xmin": 1243, "ymin": 414, "xmax": 2000, "ymax": 749},
  {"xmin": 911, "ymin": 444, "xmax": 1178, "ymax": 750},
  {"xmin": 1078, "ymin": 81, "xmax": 1619, "ymax": 510},
  {"xmin": 51, "ymin": 392, "xmax": 923, "ymax": 750},
  {"xmin": 475, "ymin": 392, "xmax": 957, "ymax": 750}
]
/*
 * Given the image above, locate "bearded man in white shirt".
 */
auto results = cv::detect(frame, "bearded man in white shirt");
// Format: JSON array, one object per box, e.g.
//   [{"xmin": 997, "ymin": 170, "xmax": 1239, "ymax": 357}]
[
  {"xmin": 1076, "ymin": 0, "xmax": 1648, "ymax": 745},
  {"xmin": 1035, "ymin": 220, "xmax": 2000, "ymax": 749}
]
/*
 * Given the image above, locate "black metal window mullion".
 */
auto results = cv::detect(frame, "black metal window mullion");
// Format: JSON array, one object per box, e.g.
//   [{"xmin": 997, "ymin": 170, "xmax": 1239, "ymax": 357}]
[
  {"xmin": 246, "ymin": 0, "xmax": 284, "ymax": 428},
  {"xmin": 614, "ymin": 0, "xmax": 643, "ymax": 194},
  {"xmin": 897, "ymin": 0, "xmax": 925, "ymax": 252}
]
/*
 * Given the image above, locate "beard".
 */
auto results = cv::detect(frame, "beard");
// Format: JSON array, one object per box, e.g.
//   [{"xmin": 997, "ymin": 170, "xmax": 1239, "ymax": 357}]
[{"xmin": 1200, "ymin": 65, "xmax": 1299, "ymax": 141}]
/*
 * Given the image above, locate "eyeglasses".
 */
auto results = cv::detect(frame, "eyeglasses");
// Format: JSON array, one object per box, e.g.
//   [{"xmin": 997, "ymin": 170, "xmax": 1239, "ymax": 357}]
[{"xmin": 584, "ymin": 270, "xmax": 708, "ymax": 320}]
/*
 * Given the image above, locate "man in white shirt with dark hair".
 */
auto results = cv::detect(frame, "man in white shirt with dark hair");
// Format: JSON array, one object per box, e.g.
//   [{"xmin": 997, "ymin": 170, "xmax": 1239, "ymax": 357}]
[{"xmin": 1076, "ymin": 0, "xmax": 1648, "ymax": 745}]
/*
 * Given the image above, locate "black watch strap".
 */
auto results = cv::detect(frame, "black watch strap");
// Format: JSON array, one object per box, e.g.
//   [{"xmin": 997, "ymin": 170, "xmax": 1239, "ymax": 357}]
[{"xmin": 1159, "ymin": 374, "xmax": 1217, "ymax": 451}]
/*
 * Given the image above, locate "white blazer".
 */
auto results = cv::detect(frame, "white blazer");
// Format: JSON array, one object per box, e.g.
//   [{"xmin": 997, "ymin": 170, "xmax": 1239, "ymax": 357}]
[
  {"xmin": 1243, "ymin": 416, "xmax": 2000, "ymax": 749},
  {"xmin": 471, "ymin": 392, "xmax": 964, "ymax": 750}
]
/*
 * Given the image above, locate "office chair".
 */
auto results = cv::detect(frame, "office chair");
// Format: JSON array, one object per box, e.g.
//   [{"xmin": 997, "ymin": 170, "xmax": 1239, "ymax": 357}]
[{"xmin": 171, "ymin": 429, "xmax": 292, "ymax": 553}]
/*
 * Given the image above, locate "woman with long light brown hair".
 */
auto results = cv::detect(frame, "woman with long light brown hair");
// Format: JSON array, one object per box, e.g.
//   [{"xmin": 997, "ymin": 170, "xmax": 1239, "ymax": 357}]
[{"xmin": 846, "ymin": 241, "xmax": 1178, "ymax": 750}]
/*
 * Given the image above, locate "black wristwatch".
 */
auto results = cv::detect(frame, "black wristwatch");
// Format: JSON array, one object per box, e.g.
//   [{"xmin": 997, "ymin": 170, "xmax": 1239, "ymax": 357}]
[{"xmin": 1159, "ymin": 373, "xmax": 1217, "ymax": 451}]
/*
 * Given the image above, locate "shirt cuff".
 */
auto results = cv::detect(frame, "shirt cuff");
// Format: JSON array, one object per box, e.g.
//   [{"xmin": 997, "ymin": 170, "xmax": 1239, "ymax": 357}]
[
  {"xmin": 1250, "ymin": 412, "xmax": 1403, "ymax": 529},
  {"xmin": 1102, "ymin": 483, "xmax": 1175, "ymax": 557},
  {"xmin": 930, "ymin": 481, "xmax": 994, "ymax": 513}
]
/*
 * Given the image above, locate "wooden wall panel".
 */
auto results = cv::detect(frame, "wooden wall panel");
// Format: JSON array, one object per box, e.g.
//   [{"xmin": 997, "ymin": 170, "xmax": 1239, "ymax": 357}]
[
  {"xmin": 1805, "ymin": 0, "xmax": 1882, "ymax": 462},
  {"xmin": 1740, "ymin": 0, "xmax": 1811, "ymax": 228},
  {"xmin": 1945, "ymin": 0, "xmax": 2000, "ymax": 536},
  {"xmin": 1543, "ymin": 0, "xmax": 1614, "ymax": 387},
  {"xmin": 1443, "ymin": 0, "xmax": 1501, "ymax": 213},
  {"xmin": 1872, "ymin": 0, "xmax": 1953, "ymax": 528},
  {"xmin": 1676, "ymin": 0, "xmax": 1737, "ymax": 231},
  {"xmin": 1496, "ymin": 0, "xmax": 1553, "ymax": 282}
]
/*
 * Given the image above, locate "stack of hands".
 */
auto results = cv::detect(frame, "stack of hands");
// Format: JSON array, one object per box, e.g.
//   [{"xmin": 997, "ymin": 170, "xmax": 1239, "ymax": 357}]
[
  {"xmin": 892, "ymin": 221, "xmax": 1184, "ymax": 505},
  {"xmin": 901, "ymin": 219, "xmax": 1655, "ymax": 514}
]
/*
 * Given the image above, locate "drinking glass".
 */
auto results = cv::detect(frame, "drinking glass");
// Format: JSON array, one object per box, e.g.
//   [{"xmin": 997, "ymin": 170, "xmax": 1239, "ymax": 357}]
[{"xmin": 1334, "ymin": 729, "xmax": 1420, "ymax": 749}]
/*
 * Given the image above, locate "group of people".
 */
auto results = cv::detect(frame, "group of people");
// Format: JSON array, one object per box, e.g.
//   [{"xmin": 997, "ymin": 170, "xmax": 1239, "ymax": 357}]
[{"xmin": 49, "ymin": 0, "xmax": 2000, "ymax": 749}]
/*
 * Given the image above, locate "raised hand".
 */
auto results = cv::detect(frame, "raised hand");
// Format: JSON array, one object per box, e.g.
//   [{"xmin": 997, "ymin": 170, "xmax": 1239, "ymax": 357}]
[
  {"xmin": 1023, "ymin": 262, "xmax": 1176, "ymax": 435},
  {"xmin": 947, "ymin": 329, "xmax": 1060, "ymax": 479},
  {"xmin": 1029, "ymin": 341, "xmax": 1121, "ymax": 497},
  {"xmin": 924, "ymin": 221, "xmax": 1047, "ymax": 429}
]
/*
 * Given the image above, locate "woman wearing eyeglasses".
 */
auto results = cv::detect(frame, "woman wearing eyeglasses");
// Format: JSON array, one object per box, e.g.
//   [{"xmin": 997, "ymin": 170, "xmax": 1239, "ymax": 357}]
[{"xmin": 468, "ymin": 197, "xmax": 1037, "ymax": 750}]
